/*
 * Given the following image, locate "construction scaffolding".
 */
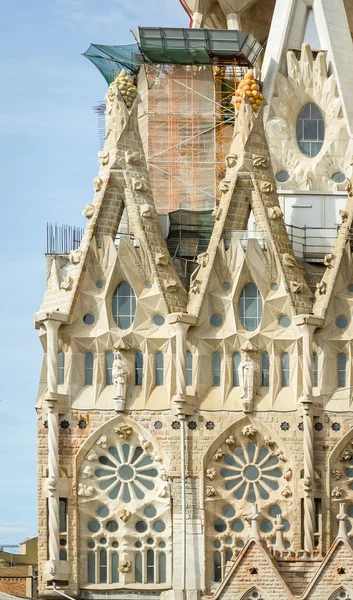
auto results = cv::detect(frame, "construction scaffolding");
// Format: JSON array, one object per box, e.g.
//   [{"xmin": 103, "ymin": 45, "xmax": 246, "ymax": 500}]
[{"xmin": 84, "ymin": 29, "xmax": 262, "ymax": 214}]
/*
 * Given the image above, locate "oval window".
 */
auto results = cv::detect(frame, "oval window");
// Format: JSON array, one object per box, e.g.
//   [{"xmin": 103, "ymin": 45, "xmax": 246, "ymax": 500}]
[
  {"xmin": 296, "ymin": 103, "xmax": 324, "ymax": 158},
  {"xmin": 332, "ymin": 172, "xmax": 346, "ymax": 184},
  {"xmin": 112, "ymin": 282, "xmax": 136, "ymax": 329},
  {"xmin": 275, "ymin": 171, "xmax": 290, "ymax": 183},
  {"xmin": 238, "ymin": 284, "xmax": 263, "ymax": 331}
]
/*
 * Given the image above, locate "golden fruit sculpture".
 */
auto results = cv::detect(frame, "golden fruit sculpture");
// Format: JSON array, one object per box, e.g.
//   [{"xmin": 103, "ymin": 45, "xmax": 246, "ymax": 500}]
[{"xmin": 234, "ymin": 71, "xmax": 264, "ymax": 112}]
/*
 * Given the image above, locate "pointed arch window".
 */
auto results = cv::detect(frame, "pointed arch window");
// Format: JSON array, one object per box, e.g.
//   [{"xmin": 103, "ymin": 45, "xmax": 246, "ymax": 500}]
[
  {"xmin": 232, "ymin": 353, "xmax": 241, "ymax": 387},
  {"xmin": 58, "ymin": 351, "xmax": 65, "ymax": 385},
  {"xmin": 242, "ymin": 590, "xmax": 265, "ymax": 600},
  {"xmin": 85, "ymin": 351, "xmax": 94, "ymax": 385},
  {"xmin": 155, "ymin": 352, "xmax": 164, "ymax": 386},
  {"xmin": 312, "ymin": 353, "xmax": 318, "ymax": 388},
  {"xmin": 296, "ymin": 103, "xmax": 324, "ymax": 158},
  {"xmin": 135, "ymin": 352, "xmax": 143, "ymax": 386},
  {"xmin": 112, "ymin": 282, "xmax": 136, "ymax": 329},
  {"xmin": 111, "ymin": 553, "xmax": 119, "ymax": 583},
  {"xmin": 212, "ymin": 352, "xmax": 221, "ymax": 386},
  {"xmin": 281, "ymin": 353, "xmax": 290, "ymax": 388},
  {"xmin": 106, "ymin": 352, "xmax": 114, "ymax": 385},
  {"xmin": 186, "ymin": 351, "xmax": 193, "ymax": 386},
  {"xmin": 158, "ymin": 552, "xmax": 166, "ymax": 583},
  {"xmin": 261, "ymin": 352, "xmax": 270, "ymax": 387},
  {"xmin": 87, "ymin": 552, "xmax": 95, "ymax": 584},
  {"xmin": 239, "ymin": 284, "xmax": 263, "ymax": 331},
  {"xmin": 338, "ymin": 354, "xmax": 347, "ymax": 389},
  {"xmin": 99, "ymin": 549, "xmax": 107, "ymax": 584}
]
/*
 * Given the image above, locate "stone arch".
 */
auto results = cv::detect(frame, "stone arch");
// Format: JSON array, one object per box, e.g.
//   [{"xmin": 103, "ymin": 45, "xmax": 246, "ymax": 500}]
[
  {"xmin": 76, "ymin": 415, "xmax": 171, "ymax": 588},
  {"xmin": 328, "ymin": 588, "xmax": 353, "ymax": 600},
  {"xmin": 202, "ymin": 416, "xmax": 294, "ymax": 587},
  {"xmin": 328, "ymin": 428, "xmax": 353, "ymax": 543},
  {"xmin": 240, "ymin": 587, "xmax": 268, "ymax": 600}
]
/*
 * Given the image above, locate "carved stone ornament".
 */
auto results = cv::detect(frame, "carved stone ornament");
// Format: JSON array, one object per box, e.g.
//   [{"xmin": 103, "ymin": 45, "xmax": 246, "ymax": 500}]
[
  {"xmin": 87, "ymin": 451, "xmax": 98, "ymax": 462},
  {"xmin": 140, "ymin": 203, "xmax": 153, "ymax": 218},
  {"xmin": 98, "ymin": 150, "xmax": 109, "ymax": 166},
  {"xmin": 332, "ymin": 486, "xmax": 343, "ymax": 498},
  {"xmin": 156, "ymin": 252, "xmax": 169, "ymax": 266},
  {"xmin": 165, "ymin": 279, "xmax": 178, "ymax": 292},
  {"xmin": 340, "ymin": 209, "xmax": 349, "ymax": 223},
  {"xmin": 158, "ymin": 484, "xmax": 169, "ymax": 498},
  {"xmin": 197, "ymin": 252, "xmax": 209, "ymax": 268},
  {"xmin": 259, "ymin": 180, "xmax": 273, "ymax": 194},
  {"xmin": 96, "ymin": 434, "xmax": 108, "ymax": 449},
  {"xmin": 268, "ymin": 206, "xmax": 283, "ymax": 220},
  {"xmin": 82, "ymin": 466, "xmax": 93, "ymax": 479},
  {"xmin": 69, "ymin": 249, "xmax": 81, "ymax": 264},
  {"xmin": 346, "ymin": 181, "xmax": 353, "ymax": 195},
  {"xmin": 119, "ymin": 560, "xmax": 132, "ymax": 574},
  {"xmin": 340, "ymin": 450, "xmax": 351, "ymax": 461},
  {"xmin": 290, "ymin": 281, "xmax": 304, "ymax": 294},
  {"xmin": 303, "ymin": 477, "xmax": 312, "ymax": 493},
  {"xmin": 331, "ymin": 469, "xmax": 342, "ymax": 481},
  {"xmin": 274, "ymin": 449, "xmax": 287, "ymax": 462},
  {"xmin": 205, "ymin": 486, "xmax": 217, "ymax": 497},
  {"xmin": 78, "ymin": 483, "xmax": 95, "ymax": 497},
  {"xmin": 264, "ymin": 435, "xmax": 275, "ymax": 447},
  {"xmin": 284, "ymin": 468, "xmax": 292, "ymax": 481},
  {"xmin": 219, "ymin": 179, "xmax": 231, "ymax": 193},
  {"xmin": 125, "ymin": 150, "xmax": 141, "ymax": 166},
  {"xmin": 283, "ymin": 253, "xmax": 297, "ymax": 268},
  {"xmin": 60, "ymin": 276, "xmax": 72, "ymax": 291},
  {"xmin": 324, "ymin": 253, "xmax": 334, "ymax": 267},
  {"xmin": 316, "ymin": 281, "xmax": 327, "ymax": 295},
  {"xmin": 226, "ymin": 154, "xmax": 238, "ymax": 168},
  {"xmin": 45, "ymin": 561, "xmax": 56, "ymax": 578},
  {"xmin": 118, "ymin": 509, "xmax": 131, "ymax": 523},
  {"xmin": 114, "ymin": 424, "xmax": 132, "ymax": 440},
  {"xmin": 132, "ymin": 178, "xmax": 146, "ymax": 192},
  {"xmin": 190, "ymin": 279, "xmax": 201, "ymax": 295},
  {"xmin": 281, "ymin": 486, "xmax": 292, "ymax": 498},
  {"xmin": 93, "ymin": 177, "xmax": 103, "ymax": 192},
  {"xmin": 213, "ymin": 447, "xmax": 225, "ymax": 461},
  {"xmin": 226, "ymin": 435, "xmax": 236, "ymax": 446},
  {"xmin": 138, "ymin": 434, "xmax": 151, "ymax": 450},
  {"xmin": 82, "ymin": 204, "xmax": 95, "ymax": 220},
  {"xmin": 212, "ymin": 205, "xmax": 222, "ymax": 221},
  {"xmin": 253, "ymin": 155, "xmax": 269, "ymax": 169},
  {"xmin": 242, "ymin": 425, "xmax": 257, "ymax": 438},
  {"xmin": 206, "ymin": 468, "xmax": 216, "ymax": 480}
]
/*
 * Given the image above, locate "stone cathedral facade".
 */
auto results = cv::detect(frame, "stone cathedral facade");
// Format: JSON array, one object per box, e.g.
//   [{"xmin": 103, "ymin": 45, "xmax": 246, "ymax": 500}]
[{"xmin": 35, "ymin": 1, "xmax": 353, "ymax": 600}]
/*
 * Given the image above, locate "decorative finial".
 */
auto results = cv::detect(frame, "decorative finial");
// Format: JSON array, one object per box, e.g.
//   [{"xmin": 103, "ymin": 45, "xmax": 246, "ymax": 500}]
[
  {"xmin": 337, "ymin": 503, "xmax": 349, "ymax": 540},
  {"xmin": 274, "ymin": 515, "xmax": 286, "ymax": 550},
  {"xmin": 248, "ymin": 503, "xmax": 260, "ymax": 540}
]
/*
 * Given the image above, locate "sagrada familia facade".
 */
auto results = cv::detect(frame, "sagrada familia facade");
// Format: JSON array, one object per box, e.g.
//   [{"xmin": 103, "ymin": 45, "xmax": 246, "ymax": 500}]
[{"xmin": 34, "ymin": 1, "xmax": 353, "ymax": 599}]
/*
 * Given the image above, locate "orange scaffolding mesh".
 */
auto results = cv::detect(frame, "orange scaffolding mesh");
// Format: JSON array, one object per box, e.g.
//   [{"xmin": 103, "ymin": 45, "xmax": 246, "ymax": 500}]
[{"xmin": 138, "ymin": 63, "xmax": 248, "ymax": 213}]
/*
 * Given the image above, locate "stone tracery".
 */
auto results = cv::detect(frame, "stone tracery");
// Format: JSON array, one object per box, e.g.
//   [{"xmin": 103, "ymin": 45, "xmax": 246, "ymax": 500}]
[{"xmin": 78, "ymin": 420, "xmax": 171, "ymax": 587}]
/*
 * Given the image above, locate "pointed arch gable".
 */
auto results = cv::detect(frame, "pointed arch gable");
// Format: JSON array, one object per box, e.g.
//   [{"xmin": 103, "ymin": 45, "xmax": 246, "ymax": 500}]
[
  {"xmin": 328, "ymin": 588, "xmax": 353, "ymax": 600},
  {"xmin": 75, "ymin": 414, "xmax": 169, "ymax": 470}
]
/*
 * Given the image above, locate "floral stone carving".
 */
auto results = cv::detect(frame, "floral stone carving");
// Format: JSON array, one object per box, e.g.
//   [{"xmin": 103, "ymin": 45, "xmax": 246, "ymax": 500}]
[
  {"xmin": 114, "ymin": 424, "xmax": 132, "ymax": 440},
  {"xmin": 93, "ymin": 177, "xmax": 103, "ymax": 192},
  {"xmin": 118, "ymin": 509, "xmax": 131, "ymax": 522},
  {"xmin": 206, "ymin": 468, "xmax": 216, "ymax": 480},
  {"xmin": 82, "ymin": 203, "xmax": 95, "ymax": 218},
  {"xmin": 242, "ymin": 425, "xmax": 257, "ymax": 438}
]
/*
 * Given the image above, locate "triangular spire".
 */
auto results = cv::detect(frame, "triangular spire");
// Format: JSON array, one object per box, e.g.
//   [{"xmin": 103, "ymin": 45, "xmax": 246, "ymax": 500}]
[
  {"xmin": 39, "ymin": 72, "xmax": 187, "ymax": 319},
  {"xmin": 187, "ymin": 96, "xmax": 313, "ymax": 317}
]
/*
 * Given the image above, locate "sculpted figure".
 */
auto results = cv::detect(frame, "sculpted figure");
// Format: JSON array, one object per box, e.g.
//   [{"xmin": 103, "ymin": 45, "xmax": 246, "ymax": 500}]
[
  {"xmin": 238, "ymin": 353, "xmax": 254, "ymax": 412},
  {"xmin": 112, "ymin": 351, "xmax": 128, "ymax": 411}
]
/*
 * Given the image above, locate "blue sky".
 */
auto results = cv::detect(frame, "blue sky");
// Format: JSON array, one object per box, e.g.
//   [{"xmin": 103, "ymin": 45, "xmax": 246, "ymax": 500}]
[{"xmin": 0, "ymin": 0, "xmax": 187, "ymax": 547}]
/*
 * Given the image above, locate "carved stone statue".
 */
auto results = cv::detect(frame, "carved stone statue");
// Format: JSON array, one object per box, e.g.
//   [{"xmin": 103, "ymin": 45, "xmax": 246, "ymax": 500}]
[
  {"xmin": 238, "ymin": 353, "xmax": 255, "ymax": 413},
  {"xmin": 112, "ymin": 351, "xmax": 128, "ymax": 412}
]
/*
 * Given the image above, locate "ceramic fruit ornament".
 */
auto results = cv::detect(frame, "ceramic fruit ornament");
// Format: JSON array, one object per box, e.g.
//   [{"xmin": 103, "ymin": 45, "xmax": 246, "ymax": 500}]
[{"xmin": 234, "ymin": 71, "xmax": 264, "ymax": 112}]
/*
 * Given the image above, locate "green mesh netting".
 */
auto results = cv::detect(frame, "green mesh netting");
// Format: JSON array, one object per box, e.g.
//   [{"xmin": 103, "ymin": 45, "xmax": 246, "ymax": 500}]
[{"xmin": 83, "ymin": 44, "xmax": 142, "ymax": 84}]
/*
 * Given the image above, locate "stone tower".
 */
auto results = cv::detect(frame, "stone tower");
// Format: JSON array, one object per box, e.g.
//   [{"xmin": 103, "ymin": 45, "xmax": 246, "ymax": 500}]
[{"xmin": 35, "ymin": 1, "xmax": 353, "ymax": 599}]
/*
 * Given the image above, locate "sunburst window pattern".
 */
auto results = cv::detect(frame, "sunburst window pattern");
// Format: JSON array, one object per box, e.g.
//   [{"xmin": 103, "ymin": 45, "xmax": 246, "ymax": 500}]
[
  {"xmin": 220, "ymin": 444, "xmax": 282, "ymax": 502},
  {"xmin": 96, "ymin": 443, "xmax": 158, "ymax": 503}
]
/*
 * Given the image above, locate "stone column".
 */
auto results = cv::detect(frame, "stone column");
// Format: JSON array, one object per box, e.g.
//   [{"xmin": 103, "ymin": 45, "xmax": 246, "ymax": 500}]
[
  {"xmin": 295, "ymin": 316, "xmax": 323, "ymax": 553},
  {"xmin": 35, "ymin": 311, "xmax": 67, "ymax": 582}
]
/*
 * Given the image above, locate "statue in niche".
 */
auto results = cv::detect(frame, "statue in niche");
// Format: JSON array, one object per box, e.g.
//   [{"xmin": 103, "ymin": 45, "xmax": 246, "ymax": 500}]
[
  {"xmin": 112, "ymin": 351, "xmax": 128, "ymax": 412},
  {"xmin": 238, "ymin": 353, "xmax": 255, "ymax": 413}
]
